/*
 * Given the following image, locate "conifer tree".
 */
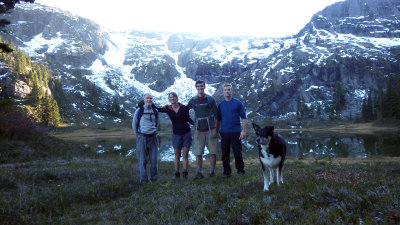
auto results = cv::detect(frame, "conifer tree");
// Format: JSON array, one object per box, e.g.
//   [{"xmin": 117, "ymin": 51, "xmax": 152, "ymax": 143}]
[
  {"xmin": 382, "ymin": 81, "xmax": 397, "ymax": 119},
  {"xmin": 111, "ymin": 97, "xmax": 120, "ymax": 116},
  {"xmin": 374, "ymin": 89, "xmax": 384, "ymax": 120},
  {"xmin": 0, "ymin": 0, "xmax": 35, "ymax": 52},
  {"xmin": 332, "ymin": 82, "xmax": 346, "ymax": 113},
  {"xmin": 362, "ymin": 90, "xmax": 374, "ymax": 121}
]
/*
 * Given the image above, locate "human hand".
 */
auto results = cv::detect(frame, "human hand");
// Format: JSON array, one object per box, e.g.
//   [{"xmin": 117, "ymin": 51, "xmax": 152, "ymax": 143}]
[
  {"xmin": 212, "ymin": 131, "xmax": 221, "ymax": 139},
  {"xmin": 239, "ymin": 131, "xmax": 246, "ymax": 140}
]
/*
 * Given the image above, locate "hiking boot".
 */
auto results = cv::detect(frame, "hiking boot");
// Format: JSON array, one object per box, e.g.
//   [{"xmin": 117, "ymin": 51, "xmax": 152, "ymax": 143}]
[
  {"xmin": 237, "ymin": 170, "xmax": 245, "ymax": 175},
  {"xmin": 209, "ymin": 171, "xmax": 215, "ymax": 177},
  {"xmin": 182, "ymin": 171, "xmax": 188, "ymax": 179},
  {"xmin": 194, "ymin": 172, "xmax": 204, "ymax": 179},
  {"xmin": 174, "ymin": 171, "xmax": 180, "ymax": 178}
]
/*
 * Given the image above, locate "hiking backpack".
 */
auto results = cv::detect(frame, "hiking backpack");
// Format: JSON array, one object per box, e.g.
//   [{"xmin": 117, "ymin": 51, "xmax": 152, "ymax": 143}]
[{"xmin": 135, "ymin": 102, "xmax": 158, "ymax": 132}]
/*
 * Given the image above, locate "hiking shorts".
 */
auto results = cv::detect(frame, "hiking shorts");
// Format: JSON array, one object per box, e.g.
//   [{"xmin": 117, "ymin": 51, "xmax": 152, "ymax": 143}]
[
  {"xmin": 172, "ymin": 132, "xmax": 192, "ymax": 149},
  {"xmin": 194, "ymin": 129, "xmax": 218, "ymax": 156}
]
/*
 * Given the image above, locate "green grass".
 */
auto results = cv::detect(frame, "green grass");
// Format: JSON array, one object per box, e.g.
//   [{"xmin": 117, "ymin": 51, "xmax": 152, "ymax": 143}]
[{"xmin": 1, "ymin": 150, "xmax": 400, "ymax": 224}]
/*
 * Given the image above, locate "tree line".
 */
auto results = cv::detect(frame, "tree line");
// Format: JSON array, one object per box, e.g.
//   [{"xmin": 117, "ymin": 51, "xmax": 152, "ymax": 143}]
[
  {"xmin": 0, "ymin": 37, "xmax": 61, "ymax": 127},
  {"xmin": 361, "ymin": 77, "xmax": 400, "ymax": 121},
  {"xmin": 296, "ymin": 79, "xmax": 400, "ymax": 121},
  {"xmin": 296, "ymin": 82, "xmax": 346, "ymax": 119}
]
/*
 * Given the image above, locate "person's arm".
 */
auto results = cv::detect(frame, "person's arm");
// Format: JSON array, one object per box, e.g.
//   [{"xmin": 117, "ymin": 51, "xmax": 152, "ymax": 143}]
[
  {"xmin": 188, "ymin": 116, "xmax": 195, "ymax": 125},
  {"xmin": 239, "ymin": 101, "xmax": 247, "ymax": 140},
  {"xmin": 214, "ymin": 104, "xmax": 221, "ymax": 139},
  {"xmin": 215, "ymin": 119, "xmax": 221, "ymax": 138},
  {"xmin": 156, "ymin": 109, "xmax": 160, "ymax": 130},
  {"xmin": 186, "ymin": 97, "xmax": 193, "ymax": 109},
  {"xmin": 156, "ymin": 106, "xmax": 168, "ymax": 113},
  {"xmin": 240, "ymin": 119, "xmax": 247, "ymax": 140},
  {"xmin": 183, "ymin": 106, "xmax": 194, "ymax": 125},
  {"xmin": 132, "ymin": 109, "xmax": 139, "ymax": 136},
  {"xmin": 210, "ymin": 97, "xmax": 218, "ymax": 119}
]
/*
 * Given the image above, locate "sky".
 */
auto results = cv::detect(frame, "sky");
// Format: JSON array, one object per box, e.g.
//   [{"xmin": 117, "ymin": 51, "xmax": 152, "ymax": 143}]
[{"xmin": 34, "ymin": 0, "xmax": 344, "ymax": 37}]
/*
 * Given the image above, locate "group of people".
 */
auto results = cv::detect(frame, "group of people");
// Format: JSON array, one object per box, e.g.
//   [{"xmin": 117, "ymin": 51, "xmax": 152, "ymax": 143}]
[{"xmin": 132, "ymin": 80, "xmax": 247, "ymax": 183}]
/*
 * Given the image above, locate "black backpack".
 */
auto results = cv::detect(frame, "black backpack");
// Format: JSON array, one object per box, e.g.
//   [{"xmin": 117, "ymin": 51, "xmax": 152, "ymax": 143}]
[{"xmin": 136, "ymin": 101, "xmax": 158, "ymax": 132}]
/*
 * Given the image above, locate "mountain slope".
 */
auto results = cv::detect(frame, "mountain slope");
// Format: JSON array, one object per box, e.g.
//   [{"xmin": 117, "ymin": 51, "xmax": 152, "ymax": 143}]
[{"xmin": 1, "ymin": 0, "xmax": 399, "ymax": 123}]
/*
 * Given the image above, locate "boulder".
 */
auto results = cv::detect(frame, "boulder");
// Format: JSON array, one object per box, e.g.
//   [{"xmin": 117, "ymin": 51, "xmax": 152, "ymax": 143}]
[{"xmin": 4, "ymin": 77, "xmax": 31, "ymax": 99}]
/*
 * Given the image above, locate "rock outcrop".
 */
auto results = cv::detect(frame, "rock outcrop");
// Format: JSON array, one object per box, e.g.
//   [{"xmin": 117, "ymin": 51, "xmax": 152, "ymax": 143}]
[{"xmin": 3, "ymin": 77, "xmax": 31, "ymax": 99}]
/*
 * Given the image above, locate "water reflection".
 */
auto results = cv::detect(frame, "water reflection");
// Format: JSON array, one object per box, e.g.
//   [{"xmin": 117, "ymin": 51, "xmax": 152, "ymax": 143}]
[
  {"xmin": 283, "ymin": 131, "xmax": 400, "ymax": 158},
  {"xmin": 85, "ymin": 131, "xmax": 400, "ymax": 161}
]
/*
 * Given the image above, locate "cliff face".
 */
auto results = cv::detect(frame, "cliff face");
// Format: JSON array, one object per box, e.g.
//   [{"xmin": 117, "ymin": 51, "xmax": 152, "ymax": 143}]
[
  {"xmin": 1, "ymin": 3, "xmax": 106, "ymax": 65},
  {"xmin": 0, "ymin": 0, "xmax": 399, "ymax": 122}
]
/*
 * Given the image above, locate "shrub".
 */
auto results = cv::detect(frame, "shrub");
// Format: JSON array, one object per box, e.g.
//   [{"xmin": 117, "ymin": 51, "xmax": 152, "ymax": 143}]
[{"xmin": 0, "ymin": 101, "xmax": 48, "ymax": 140}]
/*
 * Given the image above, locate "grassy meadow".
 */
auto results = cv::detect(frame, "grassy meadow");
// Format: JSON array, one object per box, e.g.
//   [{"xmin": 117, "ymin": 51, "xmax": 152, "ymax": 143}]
[
  {"xmin": 1, "ymin": 121, "xmax": 400, "ymax": 224},
  {"xmin": 1, "ymin": 147, "xmax": 400, "ymax": 224}
]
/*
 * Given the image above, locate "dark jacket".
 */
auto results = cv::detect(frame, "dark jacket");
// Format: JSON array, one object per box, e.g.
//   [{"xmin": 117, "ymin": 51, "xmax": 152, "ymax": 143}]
[
  {"xmin": 187, "ymin": 94, "xmax": 218, "ymax": 130},
  {"xmin": 157, "ymin": 103, "xmax": 194, "ymax": 135}
]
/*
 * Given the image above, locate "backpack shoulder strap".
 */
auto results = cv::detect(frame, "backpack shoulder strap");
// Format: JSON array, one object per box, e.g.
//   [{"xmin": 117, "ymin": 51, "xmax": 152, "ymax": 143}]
[
  {"xmin": 137, "ymin": 106, "xmax": 144, "ymax": 122},
  {"xmin": 135, "ymin": 106, "xmax": 143, "ymax": 132},
  {"xmin": 190, "ymin": 96, "xmax": 196, "ymax": 109},
  {"xmin": 151, "ymin": 105, "xmax": 159, "ymax": 125},
  {"xmin": 206, "ymin": 95, "xmax": 212, "ymax": 109}
]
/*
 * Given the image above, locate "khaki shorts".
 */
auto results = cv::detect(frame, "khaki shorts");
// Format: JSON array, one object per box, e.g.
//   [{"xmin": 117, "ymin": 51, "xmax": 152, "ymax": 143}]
[{"xmin": 194, "ymin": 129, "xmax": 218, "ymax": 155}]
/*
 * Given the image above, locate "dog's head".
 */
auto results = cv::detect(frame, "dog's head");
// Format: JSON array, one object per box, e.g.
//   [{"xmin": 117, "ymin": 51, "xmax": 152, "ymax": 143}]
[{"xmin": 252, "ymin": 123, "xmax": 274, "ymax": 146}]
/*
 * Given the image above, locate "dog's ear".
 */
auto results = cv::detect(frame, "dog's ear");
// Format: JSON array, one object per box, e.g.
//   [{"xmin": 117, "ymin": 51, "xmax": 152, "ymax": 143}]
[{"xmin": 252, "ymin": 123, "xmax": 260, "ymax": 132}]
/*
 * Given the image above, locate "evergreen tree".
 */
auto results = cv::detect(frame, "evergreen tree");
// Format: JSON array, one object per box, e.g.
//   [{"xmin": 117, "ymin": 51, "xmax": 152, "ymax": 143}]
[
  {"xmin": 0, "ymin": 0, "xmax": 35, "ymax": 52},
  {"xmin": 296, "ymin": 96, "xmax": 309, "ymax": 118},
  {"xmin": 111, "ymin": 97, "xmax": 120, "ymax": 116},
  {"xmin": 362, "ymin": 90, "xmax": 374, "ymax": 121},
  {"xmin": 382, "ymin": 81, "xmax": 397, "ymax": 119},
  {"xmin": 332, "ymin": 82, "xmax": 346, "ymax": 113},
  {"xmin": 367, "ymin": 89, "xmax": 374, "ymax": 120},
  {"xmin": 48, "ymin": 97, "xmax": 60, "ymax": 127},
  {"xmin": 394, "ymin": 78, "xmax": 400, "ymax": 119},
  {"xmin": 0, "ymin": 36, "xmax": 62, "ymax": 127},
  {"xmin": 37, "ymin": 95, "xmax": 60, "ymax": 127},
  {"xmin": 374, "ymin": 89, "xmax": 384, "ymax": 120}
]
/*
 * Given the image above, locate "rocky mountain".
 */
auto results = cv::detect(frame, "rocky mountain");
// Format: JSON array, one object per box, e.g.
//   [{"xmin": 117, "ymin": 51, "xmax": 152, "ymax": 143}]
[{"xmin": 0, "ymin": 0, "xmax": 399, "ymax": 124}]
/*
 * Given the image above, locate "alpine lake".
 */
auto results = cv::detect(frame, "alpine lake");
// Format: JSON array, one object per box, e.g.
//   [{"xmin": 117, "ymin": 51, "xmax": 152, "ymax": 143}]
[{"xmin": 66, "ymin": 127, "xmax": 400, "ymax": 161}]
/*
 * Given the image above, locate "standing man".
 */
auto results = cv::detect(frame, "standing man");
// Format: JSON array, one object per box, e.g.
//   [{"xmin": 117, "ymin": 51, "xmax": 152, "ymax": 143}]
[
  {"xmin": 187, "ymin": 80, "xmax": 219, "ymax": 179},
  {"xmin": 216, "ymin": 84, "xmax": 246, "ymax": 178},
  {"xmin": 132, "ymin": 93, "xmax": 159, "ymax": 183}
]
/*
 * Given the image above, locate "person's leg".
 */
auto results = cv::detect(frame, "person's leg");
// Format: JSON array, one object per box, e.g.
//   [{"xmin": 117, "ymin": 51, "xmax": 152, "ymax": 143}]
[
  {"xmin": 136, "ymin": 135, "xmax": 148, "ymax": 183},
  {"xmin": 182, "ymin": 147, "xmax": 189, "ymax": 171},
  {"xmin": 209, "ymin": 154, "xmax": 216, "ymax": 170},
  {"xmin": 182, "ymin": 132, "xmax": 192, "ymax": 174},
  {"xmin": 220, "ymin": 132, "xmax": 232, "ymax": 176},
  {"xmin": 231, "ymin": 132, "xmax": 245, "ymax": 173},
  {"xmin": 194, "ymin": 131, "xmax": 205, "ymax": 172},
  {"xmin": 207, "ymin": 128, "xmax": 219, "ymax": 171},
  {"xmin": 196, "ymin": 155, "xmax": 203, "ymax": 171},
  {"xmin": 172, "ymin": 134, "xmax": 183, "ymax": 177},
  {"xmin": 174, "ymin": 147, "xmax": 182, "ymax": 177},
  {"xmin": 148, "ymin": 136, "xmax": 159, "ymax": 182}
]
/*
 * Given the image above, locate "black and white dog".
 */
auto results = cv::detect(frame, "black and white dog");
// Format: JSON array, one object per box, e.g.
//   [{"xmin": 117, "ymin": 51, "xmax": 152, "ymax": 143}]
[{"xmin": 252, "ymin": 123, "xmax": 287, "ymax": 191}]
